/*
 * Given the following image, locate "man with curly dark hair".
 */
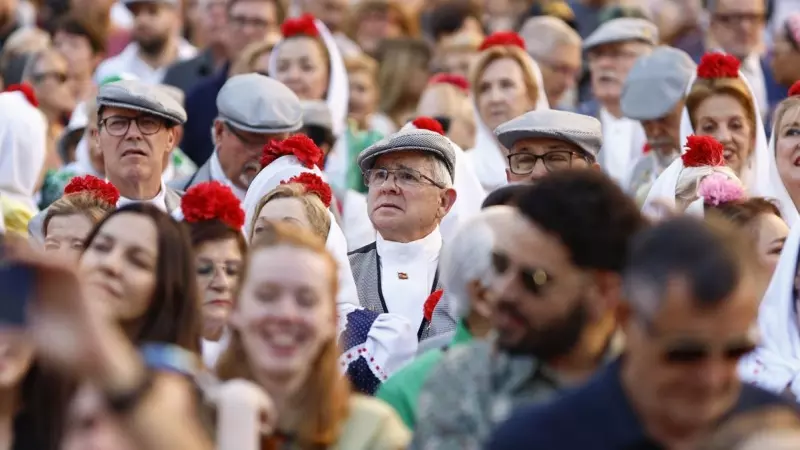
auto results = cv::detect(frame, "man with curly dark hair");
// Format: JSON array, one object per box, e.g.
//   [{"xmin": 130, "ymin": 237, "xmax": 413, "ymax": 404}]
[{"xmin": 410, "ymin": 169, "xmax": 646, "ymax": 450}]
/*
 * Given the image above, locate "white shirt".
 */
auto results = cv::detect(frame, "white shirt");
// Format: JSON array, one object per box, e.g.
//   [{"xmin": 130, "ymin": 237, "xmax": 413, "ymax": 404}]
[
  {"xmin": 94, "ymin": 40, "xmax": 197, "ymax": 85},
  {"xmin": 740, "ymin": 54, "xmax": 768, "ymax": 122},
  {"xmin": 209, "ymin": 151, "xmax": 247, "ymax": 201},
  {"xmin": 376, "ymin": 227, "xmax": 442, "ymax": 330},
  {"xmin": 117, "ymin": 181, "xmax": 168, "ymax": 212},
  {"xmin": 599, "ymin": 108, "xmax": 646, "ymax": 186}
]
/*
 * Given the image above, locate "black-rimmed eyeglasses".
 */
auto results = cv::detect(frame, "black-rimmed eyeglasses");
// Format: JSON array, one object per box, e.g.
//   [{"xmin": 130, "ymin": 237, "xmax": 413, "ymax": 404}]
[
  {"xmin": 99, "ymin": 116, "xmax": 164, "ymax": 137},
  {"xmin": 507, "ymin": 151, "xmax": 587, "ymax": 175}
]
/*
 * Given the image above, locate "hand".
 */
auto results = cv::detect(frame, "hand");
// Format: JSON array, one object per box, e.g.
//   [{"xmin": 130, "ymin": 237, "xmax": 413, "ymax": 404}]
[{"xmin": 208, "ymin": 379, "xmax": 277, "ymax": 450}]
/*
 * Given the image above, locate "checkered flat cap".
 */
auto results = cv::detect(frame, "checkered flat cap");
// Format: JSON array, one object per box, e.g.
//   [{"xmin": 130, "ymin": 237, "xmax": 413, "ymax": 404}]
[
  {"xmin": 357, "ymin": 129, "xmax": 456, "ymax": 181},
  {"xmin": 494, "ymin": 109, "xmax": 603, "ymax": 158},
  {"xmin": 97, "ymin": 79, "xmax": 186, "ymax": 125}
]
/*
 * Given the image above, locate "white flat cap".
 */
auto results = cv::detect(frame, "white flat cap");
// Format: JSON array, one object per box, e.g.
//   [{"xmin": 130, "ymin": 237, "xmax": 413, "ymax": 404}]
[
  {"xmin": 494, "ymin": 110, "xmax": 603, "ymax": 158},
  {"xmin": 216, "ymin": 74, "xmax": 303, "ymax": 134}
]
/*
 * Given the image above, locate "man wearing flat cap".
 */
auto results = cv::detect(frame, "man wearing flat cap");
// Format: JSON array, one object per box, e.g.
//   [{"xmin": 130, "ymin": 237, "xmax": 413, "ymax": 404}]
[
  {"xmin": 348, "ymin": 129, "xmax": 458, "ymax": 341},
  {"xmin": 494, "ymin": 109, "xmax": 602, "ymax": 183},
  {"xmin": 28, "ymin": 79, "xmax": 187, "ymax": 242},
  {"xmin": 579, "ymin": 17, "xmax": 656, "ymax": 185},
  {"xmin": 170, "ymin": 74, "xmax": 303, "ymax": 199},
  {"xmin": 622, "ymin": 46, "xmax": 696, "ymax": 203}
]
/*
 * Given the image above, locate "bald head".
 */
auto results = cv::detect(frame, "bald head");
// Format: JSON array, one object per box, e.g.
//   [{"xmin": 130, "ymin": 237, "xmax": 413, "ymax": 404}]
[{"xmin": 519, "ymin": 16, "xmax": 581, "ymax": 57}]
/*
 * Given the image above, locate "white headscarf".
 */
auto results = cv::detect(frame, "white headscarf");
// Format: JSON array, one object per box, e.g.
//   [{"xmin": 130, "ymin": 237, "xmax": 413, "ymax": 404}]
[
  {"xmin": 0, "ymin": 91, "xmax": 47, "ymax": 212},
  {"xmin": 739, "ymin": 223, "xmax": 800, "ymax": 396},
  {"xmin": 467, "ymin": 46, "xmax": 550, "ymax": 194},
  {"xmin": 268, "ymin": 18, "xmax": 349, "ymax": 137},
  {"xmin": 759, "ymin": 128, "xmax": 800, "ymax": 227},
  {"xmin": 678, "ymin": 71, "xmax": 769, "ymax": 193}
]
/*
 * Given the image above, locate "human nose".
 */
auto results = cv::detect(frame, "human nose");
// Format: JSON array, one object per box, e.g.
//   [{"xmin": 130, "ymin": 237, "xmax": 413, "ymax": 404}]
[
  {"xmin": 124, "ymin": 119, "xmax": 144, "ymax": 139},
  {"xmin": 487, "ymin": 85, "xmax": 504, "ymax": 103},
  {"xmin": 714, "ymin": 125, "xmax": 732, "ymax": 144},
  {"xmin": 97, "ymin": 248, "xmax": 124, "ymax": 277},
  {"xmin": 208, "ymin": 267, "xmax": 232, "ymax": 292}
]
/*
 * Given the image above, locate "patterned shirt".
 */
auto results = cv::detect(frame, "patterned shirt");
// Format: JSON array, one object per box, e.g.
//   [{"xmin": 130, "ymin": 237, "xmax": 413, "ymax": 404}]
[{"xmin": 410, "ymin": 334, "xmax": 623, "ymax": 450}]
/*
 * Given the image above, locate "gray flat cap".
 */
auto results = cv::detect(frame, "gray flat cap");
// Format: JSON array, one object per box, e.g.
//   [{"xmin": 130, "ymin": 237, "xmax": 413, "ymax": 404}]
[
  {"xmin": 123, "ymin": 0, "xmax": 179, "ymax": 9},
  {"xmin": 494, "ymin": 110, "xmax": 603, "ymax": 158},
  {"xmin": 217, "ymin": 73, "xmax": 302, "ymax": 134},
  {"xmin": 357, "ymin": 129, "xmax": 456, "ymax": 181},
  {"xmin": 97, "ymin": 80, "xmax": 187, "ymax": 125},
  {"xmin": 301, "ymin": 100, "xmax": 332, "ymax": 132},
  {"xmin": 583, "ymin": 18, "xmax": 658, "ymax": 52},
  {"xmin": 159, "ymin": 84, "xmax": 185, "ymax": 107},
  {"xmin": 621, "ymin": 46, "xmax": 695, "ymax": 120}
]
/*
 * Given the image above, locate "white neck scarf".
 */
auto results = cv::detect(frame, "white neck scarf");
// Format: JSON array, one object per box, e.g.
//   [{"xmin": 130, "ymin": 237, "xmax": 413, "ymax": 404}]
[{"xmin": 0, "ymin": 92, "xmax": 47, "ymax": 212}]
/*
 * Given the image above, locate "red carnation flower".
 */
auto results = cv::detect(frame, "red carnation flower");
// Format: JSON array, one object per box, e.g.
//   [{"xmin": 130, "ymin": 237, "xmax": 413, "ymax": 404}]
[
  {"xmin": 697, "ymin": 53, "xmax": 740, "ymax": 79},
  {"xmin": 479, "ymin": 31, "xmax": 525, "ymax": 51},
  {"xmin": 280, "ymin": 13, "xmax": 319, "ymax": 38},
  {"xmin": 181, "ymin": 181, "xmax": 245, "ymax": 230},
  {"xmin": 423, "ymin": 289, "xmax": 444, "ymax": 322},
  {"xmin": 260, "ymin": 134, "xmax": 324, "ymax": 169},
  {"xmin": 281, "ymin": 172, "xmax": 333, "ymax": 208},
  {"xmin": 790, "ymin": 80, "xmax": 800, "ymax": 97},
  {"xmin": 428, "ymin": 73, "xmax": 469, "ymax": 92},
  {"xmin": 412, "ymin": 117, "xmax": 445, "ymax": 135},
  {"xmin": 63, "ymin": 175, "xmax": 120, "ymax": 206},
  {"xmin": 4, "ymin": 83, "xmax": 38, "ymax": 107},
  {"xmin": 681, "ymin": 135, "xmax": 726, "ymax": 168},
  {"xmin": 642, "ymin": 143, "xmax": 651, "ymax": 154}
]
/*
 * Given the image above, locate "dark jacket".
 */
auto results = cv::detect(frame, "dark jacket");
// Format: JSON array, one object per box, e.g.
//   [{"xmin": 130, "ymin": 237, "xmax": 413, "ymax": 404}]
[
  {"xmin": 162, "ymin": 49, "xmax": 217, "ymax": 95},
  {"xmin": 180, "ymin": 64, "xmax": 229, "ymax": 166}
]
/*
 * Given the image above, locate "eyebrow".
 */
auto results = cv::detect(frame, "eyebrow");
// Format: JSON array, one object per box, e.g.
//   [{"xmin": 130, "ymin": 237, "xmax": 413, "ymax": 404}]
[{"xmin": 772, "ymin": 237, "xmax": 787, "ymax": 246}]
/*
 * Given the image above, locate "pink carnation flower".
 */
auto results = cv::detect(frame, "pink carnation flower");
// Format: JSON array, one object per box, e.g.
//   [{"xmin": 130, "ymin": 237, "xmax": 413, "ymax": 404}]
[{"xmin": 697, "ymin": 173, "xmax": 745, "ymax": 206}]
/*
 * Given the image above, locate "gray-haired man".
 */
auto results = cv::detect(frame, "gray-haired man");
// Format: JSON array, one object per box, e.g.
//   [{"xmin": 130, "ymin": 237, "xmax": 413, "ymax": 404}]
[
  {"xmin": 349, "ymin": 129, "xmax": 458, "ymax": 341},
  {"xmin": 622, "ymin": 46, "xmax": 696, "ymax": 202}
]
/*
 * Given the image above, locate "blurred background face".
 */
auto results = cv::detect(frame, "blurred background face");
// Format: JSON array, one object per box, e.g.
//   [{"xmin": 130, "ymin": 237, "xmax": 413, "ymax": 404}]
[
  {"xmin": 640, "ymin": 102, "xmax": 684, "ymax": 155},
  {"xmin": 45, "ymin": 213, "xmax": 94, "ymax": 260},
  {"xmin": 347, "ymin": 69, "xmax": 378, "ymax": 122},
  {"xmin": 416, "ymin": 84, "xmax": 475, "ymax": 150},
  {"xmin": 233, "ymin": 246, "xmax": 335, "ymax": 378},
  {"xmin": 356, "ymin": 7, "xmax": 403, "ymax": 55},
  {"xmin": 29, "ymin": 50, "xmax": 76, "ymax": 116},
  {"xmin": 439, "ymin": 49, "xmax": 478, "ymax": 79},
  {"xmin": 61, "ymin": 384, "xmax": 136, "ymax": 450},
  {"xmin": 588, "ymin": 41, "xmax": 648, "ymax": 105},
  {"xmin": 299, "ymin": 0, "xmax": 348, "ymax": 32},
  {"xmin": 0, "ymin": 0, "xmax": 17, "ymax": 25},
  {"xmin": 195, "ymin": 238, "xmax": 243, "ymax": 337},
  {"xmin": 477, "ymin": 57, "xmax": 532, "ymax": 131},
  {"xmin": 227, "ymin": 0, "xmax": 279, "ymax": 62},
  {"xmin": 770, "ymin": 29, "xmax": 800, "ymax": 86},
  {"xmin": 53, "ymin": 30, "xmax": 99, "ymax": 77},
  {"xmin": 693, "ymin": 94, "xmax": 754, "ymax": 176},
  {"xmin": 129, "ymin": 2, "xmax": 177, "ymax": 56},
  {"xmin": 752, "ymin": 213, "xmax": 788, "ymax": 277},
  {"xmin": 708, "ymin": 0, "xmax": 765, "ymax": 60},
  {"xmin": 199, "ymin": 0, "xmax": 229, "ymax": 46},
  {"xmin": 0, "ymin": 331, "xmax": 33, "ymax": 388},
  {"xmin": 623, "ymin": 276, "xmax": 758, "ymax": 432},
  {"xmin": 80, "ymin": 213, "xmax": 157, "ymax": 322},
  {"xmin": 489, "ymin": 211, "xmax": 589, "ymax": 358},
  {"xmin": 535, "ymin": 43, "xmax": 582, "ymax": 107},
  {"xmin": 273, "ymin": 37, "xmax": 329, "ymax": 101}
]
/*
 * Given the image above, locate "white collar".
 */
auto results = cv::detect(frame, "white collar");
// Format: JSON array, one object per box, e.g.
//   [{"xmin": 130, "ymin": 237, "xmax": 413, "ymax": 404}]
[
  {"xmin": 599, "ymin": 107, "xmax": 632, "ymax": 125},
  {"xmin": 117, "ymin": 180, "xmax": 168, "ymax": 212},
  {"xmin": 210, "ymin": 151, "xmax": 247, "ymax": 201},
  {"xmin": 376, "ymin": 227, "xmax": 442, "ymax": 264}
]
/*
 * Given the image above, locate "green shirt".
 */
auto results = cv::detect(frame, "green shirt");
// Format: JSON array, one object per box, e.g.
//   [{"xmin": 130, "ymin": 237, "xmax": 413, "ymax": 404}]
[{"xmin": 376, "ymin": 321, "xmax": 473, "ymax": 429}]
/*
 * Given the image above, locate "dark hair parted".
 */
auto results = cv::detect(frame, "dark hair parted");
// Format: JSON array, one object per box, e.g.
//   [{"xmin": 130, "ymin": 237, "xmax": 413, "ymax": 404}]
[
  {"xmin": 186, "ymin": 219, "xmax": 247, "ymax": 257},
  {"xmin": 623, "ymin": 216, "xmax": 757, "ymax": 314},
  {"xmin": 516, "ymin": 169, "xmax": 647, "ymax": 272},
  {"xmin": 82, "ymin": 203, "xmax": 202, "ymax": 352},
  {"xmin": 481, "ymin": 183, "xmax": 528, "ymax": 209}
]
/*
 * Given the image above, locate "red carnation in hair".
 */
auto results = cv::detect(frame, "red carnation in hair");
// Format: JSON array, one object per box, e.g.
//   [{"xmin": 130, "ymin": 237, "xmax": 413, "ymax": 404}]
[
  {"xmin": 428, "ymin": 73, "xmax": 469, "ymax": 92},
  {"xmin": 681, "ymin": 135, "xmax": 726, "ymax": 168},
  {"xmin": 789, "ymin": 80, "xmax": 800, "ymax": 97},
  {"xmin": 423, "ymin": 289, "xmax": 444, "ymax": 322},
  {"xmin": 412, "ymin": 117, "xmax": 445, "ymax": 135},
  {"xmin": 181, "ymin": 181, "xmax": 245, "ymax": 230},
  {"xmin": 479, "ymin": 31, "xmax": 525, "ymax": 51},
  {"xmin": 642, "ymin": 143, "xmax": 651, "ymax": 154},
  {"xmin": 280, "ymin": 13, "xmax": 319, "ymax": 38},
  {"xmin": 4, "ymin": 83, "xmax": 38, "ymax": 107},
  {"xmin": 63, "ymin": 175, "xmax": 120, "ymax": 206},
  {"xmin": 697, "ymin": 53, "xmax": 740, "ymax": 79},
  {"xmin": 260, "ymin": 135, "xmax": 324, "ymax": 169},
  {"xmin": 281, "ymin": 172, "xmax": 333, "ymax": 208}
]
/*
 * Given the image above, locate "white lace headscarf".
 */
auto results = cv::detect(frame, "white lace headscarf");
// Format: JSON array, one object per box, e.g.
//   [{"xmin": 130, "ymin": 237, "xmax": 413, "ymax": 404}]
[
  {"xmin": 268, "ymin": 16, "xmax": 349, "ymax": 137},
  {"xmin": 467, "ymin": 34, "xmax": 550, "ymax": 193}
]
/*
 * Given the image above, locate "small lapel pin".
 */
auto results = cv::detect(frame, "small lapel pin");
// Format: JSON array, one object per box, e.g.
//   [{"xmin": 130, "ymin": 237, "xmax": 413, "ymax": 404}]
[{"xmin": 397, "ymin": 272, "xmax": 408, "ymax": 280}]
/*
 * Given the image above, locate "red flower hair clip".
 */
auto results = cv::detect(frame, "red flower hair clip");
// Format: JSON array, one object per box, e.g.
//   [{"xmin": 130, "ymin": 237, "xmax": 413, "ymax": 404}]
[
  {"xmin": 789, "ymin": 80, "xmax": 800, "ymax": 97},
  {"xmin": 411, "ymin": 117, "xmax": 445, "ymax": 136},
  {"xmin": 697, "ymin": 53, "xmax": 740, "ymax": 79},
  {"xmin": 479, "ymin": 31, "xmax": 525, "ymax": 51},
  {"xmin": 423, "ymin": 289, "xmax": 444, "ymax": 322},
  {"xmin": 64, "ymin": 175, "xmax": 120, "ymax": 206},
  {"xmin": 260, "ymin": 135, "xmax": 324, "ymax": 169},
  {"xmin": 4, "ymin": 83, "xmax": 38, "ymax": 107},
  {"xmin": 281, "ymin": 13, "xmax": 319, "ymax": 38},
  {"xmin": 181, "ymin": 181, "xmax": 245, "ymax": 230},
  {"xmin": 428, "ymin": 73, "xmax": 469, "ymax": 93},
  {"xmin": 281, "ymin": 172, "xmax": 332, "ymax": 208},
  {"xmin": 681, "ymin": 135, "xmax": 726, "ymax": 168}
]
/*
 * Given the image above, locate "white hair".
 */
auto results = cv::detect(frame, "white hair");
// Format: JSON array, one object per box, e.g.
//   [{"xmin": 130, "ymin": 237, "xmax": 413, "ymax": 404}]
[
  {"xmin": 428, "ymin": 155, "xmax": 453, "ymax": 188},
  {"xmin": 520, "ymin": 16, "xmax": 581, "ymax": 57},
  {"xmin": 441, "ymin": 207, "xmax": 513, "ymax": 320}
]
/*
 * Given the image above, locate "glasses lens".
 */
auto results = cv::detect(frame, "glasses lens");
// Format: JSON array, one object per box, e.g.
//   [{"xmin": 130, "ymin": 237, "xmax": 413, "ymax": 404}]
[
  {"xmin": 138, "ymin": 117, "xmax": 161, "ymax": 134},
  {"xmin": 543, "ymin": 152, "xmax": 574, "ymax": 171},
  {"xmin": 395, "ymin": 169, "xmax": 422, "ymax": 187},
  {"xmin": 520, "ymin": 269, "xmax": 548, "ymax": 296},
  {"xmin": 106, "ymin": 118, "xmax": 129, "ymax": 135},
  {"xmin": 509, "ymin": 154, "xmax": 537, "ymax": 175},
  {"xmin": 366, "ymin": 169, "xmax": 387, "ymax": 186}
]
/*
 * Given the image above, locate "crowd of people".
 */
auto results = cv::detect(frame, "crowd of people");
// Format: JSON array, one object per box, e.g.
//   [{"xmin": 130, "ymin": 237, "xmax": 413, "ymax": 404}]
[{"xmin": 2, "ymin": 0, "xmax": 800, "ymax": 448}]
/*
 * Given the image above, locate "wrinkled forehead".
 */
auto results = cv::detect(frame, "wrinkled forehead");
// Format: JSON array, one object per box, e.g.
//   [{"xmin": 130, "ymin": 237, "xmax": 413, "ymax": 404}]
[{"xmin": 373, "ymin": 150, "xmax": 433, "ymax": 170}]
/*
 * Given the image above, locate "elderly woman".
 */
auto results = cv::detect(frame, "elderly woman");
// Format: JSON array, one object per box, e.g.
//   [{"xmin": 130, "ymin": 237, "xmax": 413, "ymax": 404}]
[
  {"xmin": 762, "ymin": 84, "xmax": 800, "ymax": 226},
  {"xmin": 216, "ymin": 221, "xmax": 411, "ymax": 448},
  {"xmin": 466, "ymin": 31, "xmax": 549, "ymax": 193}
]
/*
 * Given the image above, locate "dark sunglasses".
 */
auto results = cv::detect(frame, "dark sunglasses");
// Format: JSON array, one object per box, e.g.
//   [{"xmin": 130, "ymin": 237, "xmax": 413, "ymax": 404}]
[
  {"xmin": 660, "ymin": 338, "xmax": 756, "ymax": 365},
  {"xmin": 491, "ymin": 251, "xmax": 552, "ymax": 295}
]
